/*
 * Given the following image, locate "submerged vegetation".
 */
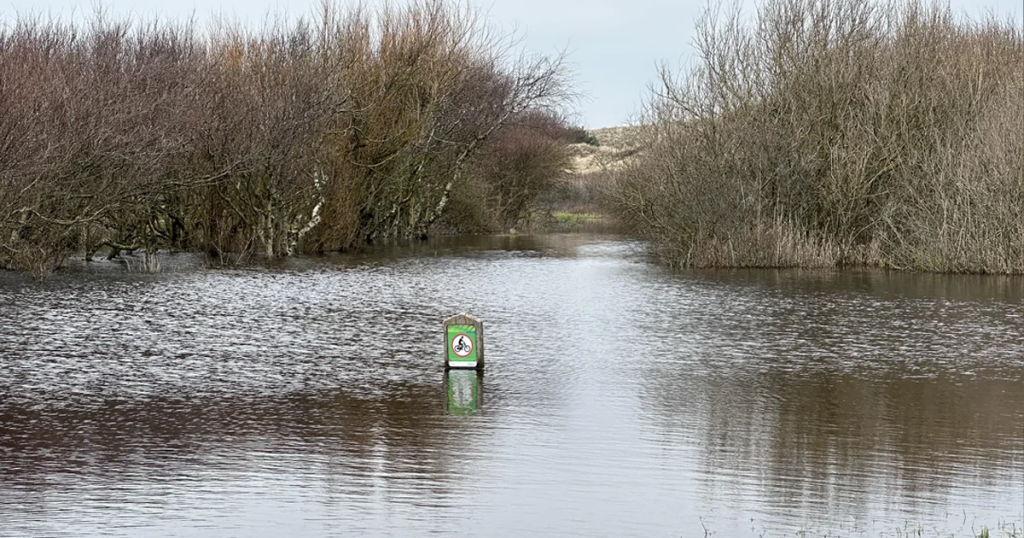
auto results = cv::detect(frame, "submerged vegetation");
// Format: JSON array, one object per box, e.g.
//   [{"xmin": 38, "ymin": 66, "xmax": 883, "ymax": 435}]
[
  {"xmin": 608, "ymin": 0, "xmax": 1023, "ymax": 274},
  {"xmin": 0, "ymin": 1, "xmax": 575, "ymax": 273}
]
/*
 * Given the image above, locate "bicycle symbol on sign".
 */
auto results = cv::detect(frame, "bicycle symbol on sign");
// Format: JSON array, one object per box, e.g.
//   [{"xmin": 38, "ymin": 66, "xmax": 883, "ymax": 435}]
[{"xmin": 451, "ymin": 334, "xmax": 473, "ymax": 357}]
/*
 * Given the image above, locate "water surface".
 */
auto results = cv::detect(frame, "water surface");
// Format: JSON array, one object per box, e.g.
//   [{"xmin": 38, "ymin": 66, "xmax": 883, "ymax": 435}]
[{"xmin": 0, "ymin": 234, "xmax": 1020, "ymax": 537}]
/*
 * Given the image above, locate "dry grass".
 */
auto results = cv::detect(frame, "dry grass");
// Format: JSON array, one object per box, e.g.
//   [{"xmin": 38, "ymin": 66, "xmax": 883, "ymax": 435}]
[
  {"xmin": 590, "ymin": 126, "xmax": 643, "ymax": 150},
  {"xmin": 550, "ymin": 125, "xmax": 643, "ymax": 218},
  {"xmin": 565, "ymin": 125, "xmax": 643, "ymax": 174}
]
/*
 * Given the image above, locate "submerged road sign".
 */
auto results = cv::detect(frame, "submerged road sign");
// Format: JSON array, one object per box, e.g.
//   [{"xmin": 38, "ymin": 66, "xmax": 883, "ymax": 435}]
[{"xmin": 443, "ymin": 313, "xmax": 484, "ymax": 370}]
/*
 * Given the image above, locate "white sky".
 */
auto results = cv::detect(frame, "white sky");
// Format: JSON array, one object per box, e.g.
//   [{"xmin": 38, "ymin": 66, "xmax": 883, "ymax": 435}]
[{"xmin": 1, "ymin": 0, "xmax": 1020, "ymax": 128}]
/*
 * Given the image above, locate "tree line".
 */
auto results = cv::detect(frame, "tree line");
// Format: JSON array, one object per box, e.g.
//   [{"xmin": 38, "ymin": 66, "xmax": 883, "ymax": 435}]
[
  {"xmin": 609, "ymin": 0, "xmax": 1023, "ymax": 274},
  {"xmin": 0, "ymin": 1, "xmax": 577, "ymax": 272}
]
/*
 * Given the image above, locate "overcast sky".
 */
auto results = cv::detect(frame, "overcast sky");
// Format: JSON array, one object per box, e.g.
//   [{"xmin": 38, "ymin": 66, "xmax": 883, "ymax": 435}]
[{"xmin": 2, "ymin": 0, "xmax": 1020, "ymax": 128}]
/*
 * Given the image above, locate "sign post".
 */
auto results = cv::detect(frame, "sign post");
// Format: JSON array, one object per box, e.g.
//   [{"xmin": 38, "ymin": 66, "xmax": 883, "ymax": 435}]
[{"xmin": 443, "ymin": 313, "xmax": 484, "ymax": 370}]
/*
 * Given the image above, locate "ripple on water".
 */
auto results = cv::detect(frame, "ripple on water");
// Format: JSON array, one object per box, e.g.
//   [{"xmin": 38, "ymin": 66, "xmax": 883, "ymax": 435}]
[{"xmin": 0, "ymin": 235, "xmax": 1020, "ymax": 538}]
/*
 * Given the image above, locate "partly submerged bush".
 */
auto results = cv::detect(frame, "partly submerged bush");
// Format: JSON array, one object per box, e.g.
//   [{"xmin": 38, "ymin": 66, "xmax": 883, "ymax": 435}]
[
  {"xmin": 609, "ymin": 0, "xmax": 1023, "ymax": 273},
  {"xmin": 0, "ymin": 1, "xmax": 571, "ymax": 271}
]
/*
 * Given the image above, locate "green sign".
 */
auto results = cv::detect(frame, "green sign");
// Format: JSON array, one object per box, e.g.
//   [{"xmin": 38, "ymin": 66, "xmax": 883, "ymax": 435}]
[
  {"xmin": 442, "ymin": 313, "xmax": 483, "ymax": 371},
  {"xmin": 447, "ymin": 324, "xmax": 478, "ymax": 364}
]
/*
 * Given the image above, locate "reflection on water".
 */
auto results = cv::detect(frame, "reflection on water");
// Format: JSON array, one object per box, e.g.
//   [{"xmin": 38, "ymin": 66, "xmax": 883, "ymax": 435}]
[
  {"xmin": 0, "ymin": 234, "xmax": 1020, "ymax": 538},
  {"xmin": 445, "ymin": 370, "xmax": 483, "ymax": 416}
]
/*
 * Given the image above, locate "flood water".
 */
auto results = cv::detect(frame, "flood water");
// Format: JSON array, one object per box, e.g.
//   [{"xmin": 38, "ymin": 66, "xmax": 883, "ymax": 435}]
[{"xmin": 0, "ymin": 234, "xmax": 1021, "ymax": 538}]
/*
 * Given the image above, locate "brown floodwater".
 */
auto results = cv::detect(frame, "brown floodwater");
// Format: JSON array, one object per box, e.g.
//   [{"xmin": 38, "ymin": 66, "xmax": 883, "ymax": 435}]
[{"xmin": 0, "ymin": 234, "xmax": 1020, "ymax": 537}]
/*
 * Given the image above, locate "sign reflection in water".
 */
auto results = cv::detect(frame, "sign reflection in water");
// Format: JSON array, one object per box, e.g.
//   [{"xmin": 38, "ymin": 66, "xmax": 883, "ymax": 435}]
[{"xmin": 444, "ymin": 369, "xmax": 482, "ymax": 415}]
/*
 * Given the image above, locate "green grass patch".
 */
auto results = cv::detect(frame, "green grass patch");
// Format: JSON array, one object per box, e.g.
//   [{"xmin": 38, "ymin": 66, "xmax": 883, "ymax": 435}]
[{"xmin": 551, "ymin": 212, "xmax": 602, "ymax": 223}]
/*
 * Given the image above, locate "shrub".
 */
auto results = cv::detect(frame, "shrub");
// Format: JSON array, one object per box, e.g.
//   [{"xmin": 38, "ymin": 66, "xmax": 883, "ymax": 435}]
[
  {"xmin": 0, "ymin": 1, "xmax": 571, "ymax": 271},
  {"xmin": 608, "ymin": 0, "xmax": 1023, "ymax": 273}
]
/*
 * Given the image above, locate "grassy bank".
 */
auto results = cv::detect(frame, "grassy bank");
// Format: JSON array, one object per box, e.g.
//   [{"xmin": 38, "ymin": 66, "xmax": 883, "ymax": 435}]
[
  {"xmin": 541, "ymin": 211, "xmax": 620, "ymax": 233},
  {"xmin": 608, "ymin": 0, "xmax": 1023, "ymax": 274},
  {"xmin": 0, "ymin": 1, "xmax": 575, "ymax": 273},
  {"xmin": 538, "ymin": 126, "xmax": 637, "ymax": 233}
]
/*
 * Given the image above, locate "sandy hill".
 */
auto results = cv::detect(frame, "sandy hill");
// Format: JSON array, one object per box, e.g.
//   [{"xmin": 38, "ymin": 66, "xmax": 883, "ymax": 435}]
[{"xmin": 567, "ymin": 125, "xmax": 644, "ymax": 175}]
